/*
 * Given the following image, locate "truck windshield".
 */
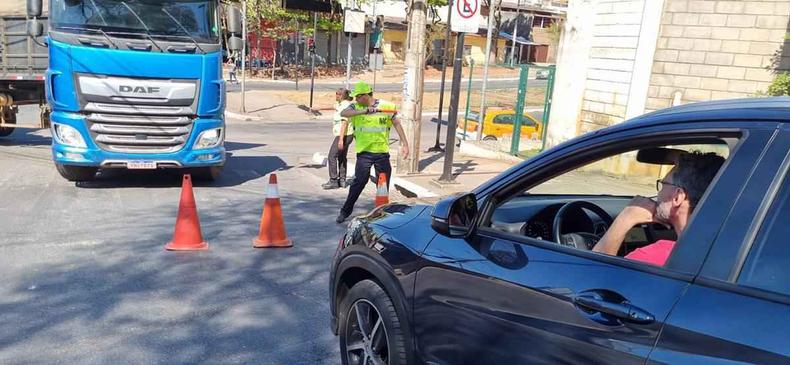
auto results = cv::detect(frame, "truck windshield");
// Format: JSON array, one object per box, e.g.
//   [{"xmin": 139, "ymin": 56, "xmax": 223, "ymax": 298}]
[{"xmin": 51, "ymin": 0, "xmax": 219, "ymax": 43}]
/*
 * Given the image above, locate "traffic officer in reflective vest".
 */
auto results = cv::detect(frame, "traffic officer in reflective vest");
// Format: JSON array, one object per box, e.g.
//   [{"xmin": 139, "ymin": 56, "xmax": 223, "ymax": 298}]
[{"xmin": 335, "ymin": 81, "xmax": 409, "ymax": 223}]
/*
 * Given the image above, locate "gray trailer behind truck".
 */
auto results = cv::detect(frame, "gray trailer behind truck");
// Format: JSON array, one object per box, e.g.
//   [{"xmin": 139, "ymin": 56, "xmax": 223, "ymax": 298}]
[{"xmin": 0, "ymin": 1, "xmax": 50, "ymax": 137}]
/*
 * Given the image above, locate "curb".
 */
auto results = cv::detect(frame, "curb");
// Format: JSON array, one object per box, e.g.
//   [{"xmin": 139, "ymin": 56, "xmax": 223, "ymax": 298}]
[
  {"xmin": 392, "ymin": 176, "xmax": 439, "ymax": 199},
  {"xmin": 224, "ymin": 110, "xmax": 267, "ymax": 121}
]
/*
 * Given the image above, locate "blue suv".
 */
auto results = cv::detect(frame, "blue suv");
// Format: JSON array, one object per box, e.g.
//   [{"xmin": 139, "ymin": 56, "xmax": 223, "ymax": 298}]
[{"xmin": 329, "ymin": 98, "xmax": 789, "ymax": 364}]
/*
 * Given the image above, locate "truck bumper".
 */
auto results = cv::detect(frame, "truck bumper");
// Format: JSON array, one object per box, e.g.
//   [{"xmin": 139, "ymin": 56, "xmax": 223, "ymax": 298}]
[{"xmin": 50, "ymin": 111, "xmax": 226, "ymax": 168}]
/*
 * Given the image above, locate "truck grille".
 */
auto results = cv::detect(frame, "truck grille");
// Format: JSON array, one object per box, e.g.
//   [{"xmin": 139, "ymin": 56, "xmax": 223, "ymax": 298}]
[{"xmin": 84, "ymin": 103, "xmax": 194, "ymax": 153}]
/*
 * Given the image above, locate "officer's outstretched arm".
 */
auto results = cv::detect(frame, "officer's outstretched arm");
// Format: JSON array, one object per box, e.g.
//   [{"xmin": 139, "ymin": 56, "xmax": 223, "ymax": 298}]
[{"xmin": 341, "ymin": 107, "xmax": 366, "ymax": 118}]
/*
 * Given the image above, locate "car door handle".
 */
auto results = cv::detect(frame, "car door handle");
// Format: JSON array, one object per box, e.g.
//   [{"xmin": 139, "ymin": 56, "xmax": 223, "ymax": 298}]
[{"xmin": 574, "ymin": 293, "xmax": 655, "ymax": 324}]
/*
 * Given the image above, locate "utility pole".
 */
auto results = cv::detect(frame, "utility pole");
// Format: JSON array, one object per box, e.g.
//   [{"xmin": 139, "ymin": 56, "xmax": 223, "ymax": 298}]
[
  {"xmin": 295, "ymin": 18, "xmax": 300, "ymax": 90},
  {"xmin": 438, "ymin": 32, "xmax": 465, "ymax": 183},
  {"xmin": 428, "ymin": 0, "xmax": 453, "ymax": 153},
  {"xmin": 241, "ymin": 0, "xmax": 247, "ymax": 113},
  {"xmin": 309, "ymin": 12, "xmax": 317, "ymax": 110},
  {"xmin": 511, "ymin": 0, "xmax": 520, "ymax": 67},
  {"xmin": 345, "ymin": 0, "xmax": 354, "ymax": 88},
  {"xmin": 371, "ymin": 1, "xmax": 378, "ymax": 90},
  {"xmin": 397, "ymin": 0, "xmax": 428, "ymax": 174},
  {"xmin": 477, "ymin": 0, "xmax": 499, "ymax": 140}
]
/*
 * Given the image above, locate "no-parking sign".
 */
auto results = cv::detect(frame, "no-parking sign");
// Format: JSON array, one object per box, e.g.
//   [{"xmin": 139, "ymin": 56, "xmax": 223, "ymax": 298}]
[{"xmin": 450, "ymin": 0, "xmax": 481, "ymax": 33}]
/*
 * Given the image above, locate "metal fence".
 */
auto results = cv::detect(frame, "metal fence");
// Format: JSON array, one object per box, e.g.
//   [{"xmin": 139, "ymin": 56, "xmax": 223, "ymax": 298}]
[{"xmin": 457, "ymin": 62, "xmax": 555, "ymax": 157}]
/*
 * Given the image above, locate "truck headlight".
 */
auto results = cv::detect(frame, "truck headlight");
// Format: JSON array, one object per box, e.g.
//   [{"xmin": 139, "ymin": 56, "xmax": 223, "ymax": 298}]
[
  {"xmin": 194, "ymin": 128, "xmax": 223, "ymax": 149},
  {"xmin": 53, "ymin": 123, "xmax": 87, "ymax": 148}
]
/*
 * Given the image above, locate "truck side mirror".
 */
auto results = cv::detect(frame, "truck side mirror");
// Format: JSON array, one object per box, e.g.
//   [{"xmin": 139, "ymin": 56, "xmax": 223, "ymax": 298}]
[
  {"xmin": 227, "ymin": 7, "xmax": 243, "ymax": 34},
  {"xmin": 228, "ymin": 36, "xmax": 243, "ymax": 52},
  {"xmin": 28, "ymin": 18, "xmax": 43, "ymax": 38},
  {"xmin": 27, "ymin": 0, "xmax": 43, "ymax": 18}
]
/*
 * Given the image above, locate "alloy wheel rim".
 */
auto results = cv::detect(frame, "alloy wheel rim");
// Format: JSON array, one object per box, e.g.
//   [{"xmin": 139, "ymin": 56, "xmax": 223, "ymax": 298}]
[{"xmin": 345, "ymin": 298, "xmax": 389, "ymax": 365}]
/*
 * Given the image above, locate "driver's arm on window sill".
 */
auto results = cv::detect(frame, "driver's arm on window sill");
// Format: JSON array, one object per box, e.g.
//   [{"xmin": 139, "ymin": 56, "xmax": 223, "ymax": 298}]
[
  {"xmin": 593, "ymin": 217, "xmax": 637, "ymax": 255},
  {"xmin": 593, "ymin": 196, "xmax": 656, "ymax": 256}
]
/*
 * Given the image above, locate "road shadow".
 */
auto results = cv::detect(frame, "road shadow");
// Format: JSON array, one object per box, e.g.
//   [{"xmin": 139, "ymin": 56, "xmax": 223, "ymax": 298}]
[
  {"xmin": 0, "ymin": 192, "xmax": 345, "ymax": 363},
  {"xmin": 76, "ymin": 154, "xmax": 290, "ymax": 189},
  {"xmin": 0, "ymin": 128, "xmax": 51, "ymax": 147},
  {"xmin": 453, "ymin": 159, "xmax": 480, "ymax": 175},
  {"xmin": 419, "ymin": 151, "xmax": 445, "ymax": 172},
  {"xmin": 224, "ymin": 141, "xmax": 266, "ymax": 152}
]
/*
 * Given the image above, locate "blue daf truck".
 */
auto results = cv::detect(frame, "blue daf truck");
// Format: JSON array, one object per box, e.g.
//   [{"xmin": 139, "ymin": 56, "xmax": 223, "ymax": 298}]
[{"xmin": 24, "ymin": 0, "xmax": 243, "ymax": 181}]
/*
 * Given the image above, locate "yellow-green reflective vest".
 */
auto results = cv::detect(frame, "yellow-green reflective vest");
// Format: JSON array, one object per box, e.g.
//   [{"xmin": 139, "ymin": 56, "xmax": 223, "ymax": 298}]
[{"xmin": 350, "ymin": 100, "xmax": 397, "ymax": 154}]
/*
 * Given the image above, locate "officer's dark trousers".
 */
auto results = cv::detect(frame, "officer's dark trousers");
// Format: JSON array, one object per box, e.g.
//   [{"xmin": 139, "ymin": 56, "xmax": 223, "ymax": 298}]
[
  {"xmin": 340, "ymin": 152, "xmax": 391, "ymax": 215},
  {"xmin": 328, "ymin": 135, "xmax": 354, "ymax": 181}
]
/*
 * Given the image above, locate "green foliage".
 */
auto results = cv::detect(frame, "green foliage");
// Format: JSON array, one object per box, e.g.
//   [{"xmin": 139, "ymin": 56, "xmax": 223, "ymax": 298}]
[
  {"xmin": 766, "ymin": 72, "xmax": 790, "ymax": 96},
  {"xmin": 241, "ymin": 0, "xmax": 344, "ymax": 39}
]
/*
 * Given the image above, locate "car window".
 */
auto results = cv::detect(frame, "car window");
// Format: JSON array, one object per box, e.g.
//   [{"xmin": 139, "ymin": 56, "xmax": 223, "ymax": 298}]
[
  {"xmin": 737, "ymin": 170, "xmax": 789, "ymax": 296},
  {"xmin": 485, "ymin": 140, "xmax": 732, "ymax": 265},
  {"xmin": 493, "ymin": 114, "xmax": 514, "ymax": 125},
  {"xmin": 492, "ymin": 114, "xmax": 536, "ymax": 127},
  {"xmin": 528, "ymin": 143, "xmax": 729, "ymax": 196}
]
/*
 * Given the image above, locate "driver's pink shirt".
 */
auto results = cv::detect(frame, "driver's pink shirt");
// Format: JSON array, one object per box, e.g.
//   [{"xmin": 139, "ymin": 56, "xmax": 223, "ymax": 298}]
[{"xmin": 625, "ymin": 239, "xmax": 676, "ymax": 266}]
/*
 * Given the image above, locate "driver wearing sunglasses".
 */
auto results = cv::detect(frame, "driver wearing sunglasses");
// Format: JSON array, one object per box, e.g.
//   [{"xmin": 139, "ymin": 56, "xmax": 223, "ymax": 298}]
[{"xmin": 592, "ymin": 151, "xmax": 725, "ymax": 266}]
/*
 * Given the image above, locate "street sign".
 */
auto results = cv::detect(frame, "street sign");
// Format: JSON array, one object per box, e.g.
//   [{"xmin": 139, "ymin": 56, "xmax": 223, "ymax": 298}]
[
  {"xmin": 343, "ymin": 9, "xmax": 366, "ymax": 33},
  {"xmin": 451, "ymin": 0, "xmax": 481, "ymax": 33}
]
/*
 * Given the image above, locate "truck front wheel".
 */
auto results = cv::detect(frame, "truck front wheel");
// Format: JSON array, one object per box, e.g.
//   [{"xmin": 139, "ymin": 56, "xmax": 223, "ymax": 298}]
[
  {"xmin": 55, "ymin": 164, "xmax": 98, "ymax": 182},
  {"xmin": 0, "ymin": 106, "xmax": 17, "ymax": 137}
]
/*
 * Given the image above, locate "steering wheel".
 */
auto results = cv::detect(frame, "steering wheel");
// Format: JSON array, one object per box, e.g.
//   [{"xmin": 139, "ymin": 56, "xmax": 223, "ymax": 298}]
[{"xmin": 552, "ymin": 201, "xmax": 614, "ymax": 250}]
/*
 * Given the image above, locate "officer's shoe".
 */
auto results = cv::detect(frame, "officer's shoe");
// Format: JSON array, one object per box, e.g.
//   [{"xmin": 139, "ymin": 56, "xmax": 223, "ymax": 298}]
[
  {"xmin": 339, "ymin": 179, "xmax": 350, "ymax": 188},
  {"xmin": 336, "ymin": 211, "xmax": 350, "ymax": 224},
  {"xmin": 322, "ymin": 180, "xmax": 340, "ymax": 189}
]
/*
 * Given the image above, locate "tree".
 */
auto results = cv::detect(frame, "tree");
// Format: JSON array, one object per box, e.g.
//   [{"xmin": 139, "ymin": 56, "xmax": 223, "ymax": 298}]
[{"xmin": 241, "ymin": 0, "xmax": 345, "ymax": 74}]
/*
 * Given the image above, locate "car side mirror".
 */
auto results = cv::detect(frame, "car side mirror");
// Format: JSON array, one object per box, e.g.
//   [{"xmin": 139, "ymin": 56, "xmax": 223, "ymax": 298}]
[
  {"xmin": 431, "ymin": 193, "xmax": 478, "ymax": 238},
  {"xmin": 28, "ymin": 18, "xmax": 43, "ymax": 38}
]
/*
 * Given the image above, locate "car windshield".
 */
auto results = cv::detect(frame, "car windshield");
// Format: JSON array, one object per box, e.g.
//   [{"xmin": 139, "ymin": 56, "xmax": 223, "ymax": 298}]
[{"xmin": 51, "ymin": 0, "xmax": 219, "ymax": 43}]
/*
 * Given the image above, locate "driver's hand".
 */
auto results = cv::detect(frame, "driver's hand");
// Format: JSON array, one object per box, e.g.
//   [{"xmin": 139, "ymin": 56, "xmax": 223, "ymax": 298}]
[{"xmin": 620, "ymin": 196, "xmax": 657, "ymax": 226}]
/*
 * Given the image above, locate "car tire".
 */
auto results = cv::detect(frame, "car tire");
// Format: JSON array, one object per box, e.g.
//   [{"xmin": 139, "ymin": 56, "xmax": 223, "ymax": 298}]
[
  {"xmin": 55, "ymin": 164, "xmax": 98, "ymax": 182},
  {"xmin": 339, "ymin": 279, "xmax": 409, "ymax": 365},
  {"xmin": 483, "ymin": 135, "xmax": 497, "ymax": 141}
]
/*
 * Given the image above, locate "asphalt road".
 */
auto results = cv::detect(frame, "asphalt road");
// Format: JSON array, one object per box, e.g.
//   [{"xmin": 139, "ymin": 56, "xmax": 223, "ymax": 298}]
[
  {"xmin": 1, "ymin": 111, "xmax": 422, "ymax": 364},
  {"xmin": 228, "ymin": 77, "xmax": 548, "ymax": 93},
  {"xmin": 1, "ymin": 102, "xmax": 553, "ymax": 363}
]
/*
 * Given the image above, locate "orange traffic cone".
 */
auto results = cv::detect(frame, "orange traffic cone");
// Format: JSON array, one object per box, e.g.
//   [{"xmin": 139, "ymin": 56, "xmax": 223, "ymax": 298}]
[
  {"xmin": 253, "ymin": 174, "xmax": 293, "ymax": 248},
  {"xmin": 165, "ymin": 174, "xmax": 208, "ymax": 251},
  {"xmin": 375, "ymin": 173, "xmax": 389, "ymax": 207}
]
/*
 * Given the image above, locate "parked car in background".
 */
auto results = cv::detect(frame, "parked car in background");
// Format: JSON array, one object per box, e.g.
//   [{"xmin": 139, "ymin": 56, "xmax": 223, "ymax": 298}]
[
  {"xmin": 330, "ymin": 98, "xmax": 789, "ymax": 364},
  {"xmin": 457, "ymin": 108, "xmax": 541, "ymax": 142}
]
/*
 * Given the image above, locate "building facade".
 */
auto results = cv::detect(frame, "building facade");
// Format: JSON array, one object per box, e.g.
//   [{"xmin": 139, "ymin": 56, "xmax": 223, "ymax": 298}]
[{"xmin": 548, "ymin": 0, "xmax": 790, "ymax": 147}]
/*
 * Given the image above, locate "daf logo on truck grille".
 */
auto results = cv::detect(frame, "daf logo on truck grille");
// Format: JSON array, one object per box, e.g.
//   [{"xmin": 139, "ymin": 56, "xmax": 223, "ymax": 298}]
[{"xmin": 119, "ymin": 85, "xmax": 161, "ymax": 94}]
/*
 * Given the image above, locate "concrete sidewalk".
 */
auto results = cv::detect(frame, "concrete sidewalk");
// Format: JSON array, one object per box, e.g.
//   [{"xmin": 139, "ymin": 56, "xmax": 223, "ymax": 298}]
[{"xmin": 306, "ymin": 146, "xmax": 522, "ymax": 201}]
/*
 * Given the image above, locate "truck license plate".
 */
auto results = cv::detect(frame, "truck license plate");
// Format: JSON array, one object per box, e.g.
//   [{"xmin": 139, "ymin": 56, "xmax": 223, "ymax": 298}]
[{"xmin": 127, "ymin": 161, "xmax": 157, "ymax": 169}]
